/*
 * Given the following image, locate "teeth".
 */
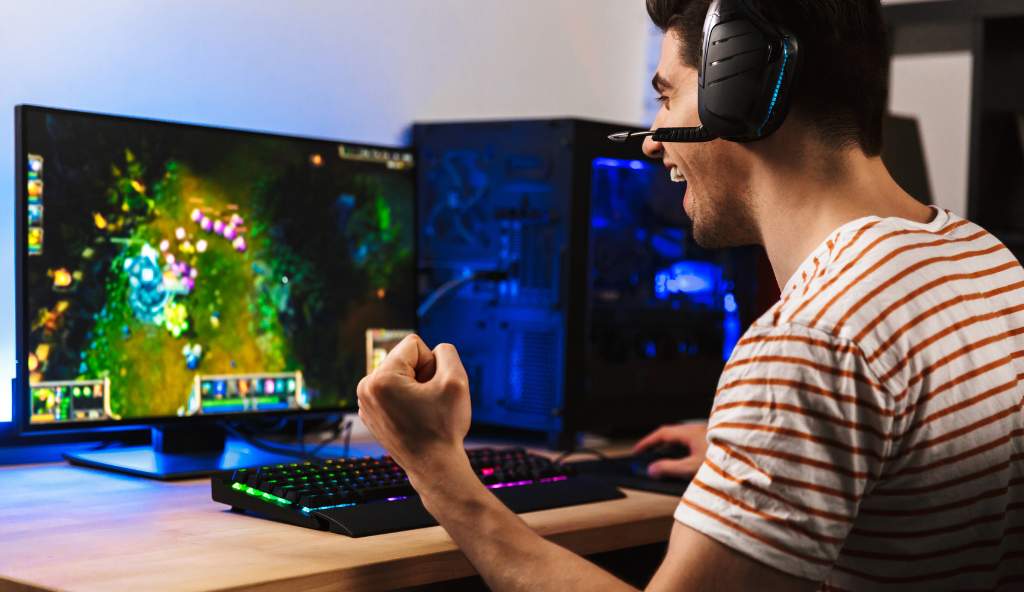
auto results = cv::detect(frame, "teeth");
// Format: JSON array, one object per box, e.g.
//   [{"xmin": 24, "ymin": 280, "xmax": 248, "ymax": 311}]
[{"xmin": 670, "ymin": 167, "xmax": 686, "ymax": 183}]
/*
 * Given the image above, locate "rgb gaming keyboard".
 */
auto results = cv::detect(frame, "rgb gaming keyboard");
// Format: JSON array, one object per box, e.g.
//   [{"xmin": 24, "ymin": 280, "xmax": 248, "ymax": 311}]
[{"xmin": 211, "ymin": 448, "xmax": 624, "ymax": 536}]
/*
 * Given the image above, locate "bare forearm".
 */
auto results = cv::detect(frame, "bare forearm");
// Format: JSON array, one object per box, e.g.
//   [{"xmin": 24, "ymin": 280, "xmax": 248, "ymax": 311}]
[
  {"xmin": 356, "ymin": 334, "xmax": 819, "ymax": 592},
  {"xmin": 410, "ymin": 455, "xmax": 636, "ymax": 592}
]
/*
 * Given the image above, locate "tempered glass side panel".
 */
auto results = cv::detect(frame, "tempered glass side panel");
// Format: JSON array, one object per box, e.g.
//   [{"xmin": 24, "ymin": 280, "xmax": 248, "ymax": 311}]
[{"xmin": 586, "ymin": 156, "xmax": 755, "ymax": 428}]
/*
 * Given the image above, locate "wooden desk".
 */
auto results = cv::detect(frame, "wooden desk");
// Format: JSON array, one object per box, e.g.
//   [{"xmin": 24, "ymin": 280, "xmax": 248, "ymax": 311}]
[{"xmin": 0, "ymin": 458, "xmax": 678, "ymax": 591}]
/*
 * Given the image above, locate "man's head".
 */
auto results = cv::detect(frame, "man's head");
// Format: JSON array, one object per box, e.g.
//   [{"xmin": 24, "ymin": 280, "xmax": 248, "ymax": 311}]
[{"xmin": 643, "ymin": 0, "xmax": 889, "ymax": 248}]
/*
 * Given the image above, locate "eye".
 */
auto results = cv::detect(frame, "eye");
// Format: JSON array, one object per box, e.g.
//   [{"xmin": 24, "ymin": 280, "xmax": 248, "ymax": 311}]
[{"xmin": 655, "ymin": 95, "xmax": 670, "ymax": 109}]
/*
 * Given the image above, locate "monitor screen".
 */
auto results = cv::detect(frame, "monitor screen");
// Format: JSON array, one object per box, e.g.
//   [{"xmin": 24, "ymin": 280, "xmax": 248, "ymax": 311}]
[{"xmin": 17, "ymin": 106, "xmax": 416, "ymax": 428}]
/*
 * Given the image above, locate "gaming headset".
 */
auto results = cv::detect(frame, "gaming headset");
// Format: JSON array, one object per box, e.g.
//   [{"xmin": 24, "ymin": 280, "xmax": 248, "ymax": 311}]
[{"xmin": 609, "ymin": 0, "xmax": 800, "ymax": 144}]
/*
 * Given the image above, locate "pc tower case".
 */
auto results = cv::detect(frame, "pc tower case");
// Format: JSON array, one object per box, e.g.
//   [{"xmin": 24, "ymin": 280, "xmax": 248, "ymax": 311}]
[{"xmin": 414, "ymin": 119, "xmax": 764, "ymax": 448}]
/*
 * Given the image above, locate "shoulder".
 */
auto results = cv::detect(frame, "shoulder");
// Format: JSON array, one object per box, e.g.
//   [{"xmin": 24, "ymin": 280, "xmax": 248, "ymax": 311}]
[
  {"xmin": 772, "ymin": 213, "xmax": 1012, "ymax": 345},
  {"xmin": 722, "ymin": 321, "xmax": 887, "ymax": 406},
  {"xmin": 729, "ymin": 320, "xmax": 864, "ymax": 368}
]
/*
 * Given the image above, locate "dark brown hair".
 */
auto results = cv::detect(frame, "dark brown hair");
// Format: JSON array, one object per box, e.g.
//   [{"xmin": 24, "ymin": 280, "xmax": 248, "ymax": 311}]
[{"xmin": 646, "ymin": 0, "xmax": 889, "ymax": 156}]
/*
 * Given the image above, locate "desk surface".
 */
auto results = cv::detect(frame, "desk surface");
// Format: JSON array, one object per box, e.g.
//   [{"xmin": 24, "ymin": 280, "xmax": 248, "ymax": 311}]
[{"xmin": 0, "ymin": 452, "xmax": 679, "ymax": 592}]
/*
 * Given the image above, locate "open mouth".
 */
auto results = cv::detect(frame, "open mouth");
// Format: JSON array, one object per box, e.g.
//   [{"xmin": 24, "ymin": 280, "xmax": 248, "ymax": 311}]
[{"xmin": 669, "ymin": 166, "xmax": 686, "ymax": 183}]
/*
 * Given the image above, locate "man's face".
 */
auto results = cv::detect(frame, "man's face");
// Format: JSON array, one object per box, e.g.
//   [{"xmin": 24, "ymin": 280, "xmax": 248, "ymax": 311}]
[{"xmin": 642, "ymin": 32, "xmax": 759, "ymax": 248}]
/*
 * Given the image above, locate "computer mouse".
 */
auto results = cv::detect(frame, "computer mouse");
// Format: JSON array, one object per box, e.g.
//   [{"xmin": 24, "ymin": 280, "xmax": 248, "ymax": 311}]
[{"xmin": 628, "ymin": 443, "xmax": 690, "ymax": 478}]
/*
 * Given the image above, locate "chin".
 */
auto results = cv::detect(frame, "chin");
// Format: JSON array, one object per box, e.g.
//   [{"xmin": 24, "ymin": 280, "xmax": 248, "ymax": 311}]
[
  {"xmin": 688, "ymin": 197, "xmax": 730, "ymax": 248},
  {"xmin": 691, "ymin": 222, "xmax": 720, "ymax": 249},
  {"xmin": 692, "ymin": 216, "xmax": 756, "ymax": 249},
  {"xmin": 686, "ymin": 175, "xmax": 760, "ymax": 249}
]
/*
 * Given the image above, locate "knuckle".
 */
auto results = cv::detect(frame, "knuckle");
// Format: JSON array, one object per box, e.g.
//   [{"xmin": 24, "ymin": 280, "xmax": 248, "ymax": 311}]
[
  {"xmin": 361, "ymin": 376, "xmax": 389, "ymax": 402},
  {"xmin": 373, "ymin": 372, "xmax": 398, "ymax": 389},
  {"xmin": 440, "ymin": 374, "xmax": 468, "ymax": 394}
]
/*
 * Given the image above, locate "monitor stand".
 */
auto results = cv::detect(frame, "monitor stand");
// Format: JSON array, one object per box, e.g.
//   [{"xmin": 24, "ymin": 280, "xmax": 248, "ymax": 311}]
[{"xmin": 64, "ymin": 424, "xmax": 305, "ymax": 481}]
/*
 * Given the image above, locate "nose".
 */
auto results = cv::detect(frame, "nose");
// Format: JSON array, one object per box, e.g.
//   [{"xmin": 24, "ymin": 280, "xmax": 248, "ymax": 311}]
[{"xmin": 642, "ymin": 132, "xmax": 663, "ymax": 159}]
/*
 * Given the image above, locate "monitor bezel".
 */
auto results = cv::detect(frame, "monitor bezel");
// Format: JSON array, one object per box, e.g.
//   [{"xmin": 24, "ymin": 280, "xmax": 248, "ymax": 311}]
[{"xmin": 15, "ymin": 104, "xmax": 417, "ymax": 434}]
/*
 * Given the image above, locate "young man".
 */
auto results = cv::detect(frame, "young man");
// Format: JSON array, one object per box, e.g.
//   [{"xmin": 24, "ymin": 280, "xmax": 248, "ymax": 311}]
[{"xmin": 357, "ymin": 1, "xmax": 1024, "ymax": 589}]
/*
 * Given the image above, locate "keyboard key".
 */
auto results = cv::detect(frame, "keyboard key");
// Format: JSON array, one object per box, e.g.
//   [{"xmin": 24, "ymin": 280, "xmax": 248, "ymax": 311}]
[
  {"xmin": 358, "ymin": 483, "xmax": 416, "ymax": 501},
  {"xmin": 299, "ymin": 493, "xmax": 333, "ymax": 507}
]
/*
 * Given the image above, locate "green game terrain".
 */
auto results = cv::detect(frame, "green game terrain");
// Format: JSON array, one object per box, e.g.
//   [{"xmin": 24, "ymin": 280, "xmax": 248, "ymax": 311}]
[
  {"xmin": 27, "ymin": 124, "xmax": 413, "ymax": 423},
  {"xmin": 82, "ymin": 152, "xmax": 295, "ymax": 417}
]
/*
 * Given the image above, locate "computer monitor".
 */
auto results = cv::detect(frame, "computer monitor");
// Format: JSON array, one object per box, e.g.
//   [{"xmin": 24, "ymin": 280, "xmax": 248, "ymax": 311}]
[{"xmin": 14, "ymin": 105, "xmax": 416, "ymax": 476}]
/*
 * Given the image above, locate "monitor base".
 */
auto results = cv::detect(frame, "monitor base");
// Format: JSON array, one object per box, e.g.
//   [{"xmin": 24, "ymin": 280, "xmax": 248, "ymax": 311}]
[
  {"xmin": 64, "ymin": 438, "xmax": 304, "ymax": 481},
  {"xmin": 63, "ymin": 423, "xmax": 379, "ymax": 480}
]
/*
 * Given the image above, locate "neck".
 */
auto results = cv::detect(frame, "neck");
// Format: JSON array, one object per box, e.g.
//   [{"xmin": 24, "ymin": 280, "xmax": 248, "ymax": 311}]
[{"xmin": 749, "ymin": 140, "xmax": 934, "ymax": 291}]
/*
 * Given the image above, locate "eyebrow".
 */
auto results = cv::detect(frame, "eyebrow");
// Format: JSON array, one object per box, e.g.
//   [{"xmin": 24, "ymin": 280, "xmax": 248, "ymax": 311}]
[{"xmin": 652, "ymin": 72, "xmax": 673, "ymax": 94}]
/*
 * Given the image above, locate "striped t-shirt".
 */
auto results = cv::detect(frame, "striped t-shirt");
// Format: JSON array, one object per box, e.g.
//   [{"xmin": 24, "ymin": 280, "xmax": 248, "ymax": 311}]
[{"xmin": 676, "ymin": 208, "xmax": 1024, "ymax": 590}]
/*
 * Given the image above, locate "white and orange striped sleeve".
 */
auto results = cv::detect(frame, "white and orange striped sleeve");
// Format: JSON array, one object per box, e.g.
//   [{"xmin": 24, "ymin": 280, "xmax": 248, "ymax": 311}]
[{"xmin": 675, "ymin": 322, "xmax": 894, "ymax": 582}]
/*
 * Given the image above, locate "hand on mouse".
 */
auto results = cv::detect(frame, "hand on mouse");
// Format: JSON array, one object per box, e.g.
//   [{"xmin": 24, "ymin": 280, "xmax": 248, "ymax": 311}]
[{"xmin": 632, "ymin": 422, "xmax": 709, "ymax": 480}]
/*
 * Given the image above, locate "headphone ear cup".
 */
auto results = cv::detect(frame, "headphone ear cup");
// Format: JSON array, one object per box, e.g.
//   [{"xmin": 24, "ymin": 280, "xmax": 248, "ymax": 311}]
[
  {"xmin": 697, "ymin": 1, "xmax": 799, "ymax": 142},
  {"xmin": 699, "ymin": 20, "xmax": 774, "ymax": 139}
]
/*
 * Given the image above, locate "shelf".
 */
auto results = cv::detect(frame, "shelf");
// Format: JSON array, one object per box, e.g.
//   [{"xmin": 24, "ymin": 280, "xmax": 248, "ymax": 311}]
[
  {"xmin": 884, "ymin": 2, "xmax": 1024, "ymax": 259},
  {"xmin": 884, "ymin": 0, "xmax": 1024, "ymax": 26}
]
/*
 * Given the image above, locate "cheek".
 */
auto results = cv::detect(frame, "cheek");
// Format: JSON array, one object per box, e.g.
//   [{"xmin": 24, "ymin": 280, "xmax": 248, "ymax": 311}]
[
  {"xmin": 663, "ymin": 144, "xmax": 689, "ymax": 169},
  {"xmin": 693, "ymin": 143, "xmax": 743, "ymax": 183},
  {"xmin": 684, "ymin": 147, "xmax": 721, "ymax": 207},
  {"xmin": 663, "ymin": 100, "xmax": 701, "ymax": 129}
]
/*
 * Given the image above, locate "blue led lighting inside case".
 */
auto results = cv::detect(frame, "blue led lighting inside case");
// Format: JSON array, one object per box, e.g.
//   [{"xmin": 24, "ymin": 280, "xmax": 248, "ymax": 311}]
[
  {"xmin": 723, "ymin": 292, "xmax": 741, "ymax": 362},
  {"xmin": 592, "ymin": 157, "xmax": 650, "ymax": 171},
  {"xmin": 654, "ymin": 260, "xmax": 721, "ymax": 304},
  {"xmin": 590, "ymin": 156, "xmax": 743, "ymax": 362}
]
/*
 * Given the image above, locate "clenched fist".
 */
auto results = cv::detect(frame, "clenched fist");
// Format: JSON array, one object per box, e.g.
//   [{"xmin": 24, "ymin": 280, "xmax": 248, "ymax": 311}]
[{"xmin": 356, "ymin": 335, "xmax": 472, "ymax": 484}]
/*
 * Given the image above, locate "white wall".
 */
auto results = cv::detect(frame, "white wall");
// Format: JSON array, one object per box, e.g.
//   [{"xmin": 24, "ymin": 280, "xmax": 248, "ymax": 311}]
[
  {"xmin": 0, "ymin": 0, "xmax": 652, "ymax": 421},
  {"xmin": 881, "ymin": 0, "xmax": 972, "ymax": 216},
  {"xmin": 889, "ymin": 52, "xmax": 973, "ymax": 216}
]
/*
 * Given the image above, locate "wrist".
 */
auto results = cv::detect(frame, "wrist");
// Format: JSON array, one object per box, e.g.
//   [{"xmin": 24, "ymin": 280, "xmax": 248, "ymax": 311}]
[
  {"xmin": 405, "ymin": 448, "xmax": 484, "ymax": 511},
  {"xmin": 408, "ymin": 445, "xmax": 473, "ymax": 484}
]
